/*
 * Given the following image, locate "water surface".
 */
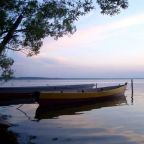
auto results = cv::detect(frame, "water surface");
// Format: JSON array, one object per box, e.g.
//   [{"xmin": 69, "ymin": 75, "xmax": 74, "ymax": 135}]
[{"xmin": 1, "ymin": 79, "xmax": 144, "ymax": 144}]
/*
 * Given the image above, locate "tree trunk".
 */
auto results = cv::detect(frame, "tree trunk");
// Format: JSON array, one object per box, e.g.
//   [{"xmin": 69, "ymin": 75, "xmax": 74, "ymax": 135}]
[{"xmin": 0, "ymin": 14, "xmax": 23, "ymax": 54}]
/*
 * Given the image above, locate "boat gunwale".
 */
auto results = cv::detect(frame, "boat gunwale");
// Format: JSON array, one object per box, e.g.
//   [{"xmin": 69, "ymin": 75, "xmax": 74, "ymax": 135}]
[
  {"xmin": 39, "ymin": 83, "xmax": 127, "ymax": 100},
  {"xmin": 40, "ymin": 84, "xmax": 126, "ymax": 94}
]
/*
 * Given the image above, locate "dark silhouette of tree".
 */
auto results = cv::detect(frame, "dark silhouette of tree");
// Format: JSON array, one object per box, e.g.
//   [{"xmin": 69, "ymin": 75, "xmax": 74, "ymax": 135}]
[{"xmin": 0, "ymin": 0, "xmax": 128, "ymax": 80}]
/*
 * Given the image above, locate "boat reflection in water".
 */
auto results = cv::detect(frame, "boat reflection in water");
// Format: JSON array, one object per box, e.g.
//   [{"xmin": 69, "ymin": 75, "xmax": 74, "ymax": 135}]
[{"xmin": 35, "ymin": 96, "xmax": 127, "ymax": 120}]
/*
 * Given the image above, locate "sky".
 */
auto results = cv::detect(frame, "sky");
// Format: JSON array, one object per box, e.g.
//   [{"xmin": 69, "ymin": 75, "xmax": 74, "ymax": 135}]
[{"xmin": 11, "ymin": 0, "xmax": 144, "ymax": 78}]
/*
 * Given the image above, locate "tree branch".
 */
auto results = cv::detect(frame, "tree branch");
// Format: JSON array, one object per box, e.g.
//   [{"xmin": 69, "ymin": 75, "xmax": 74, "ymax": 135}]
[
  {"xmin": 0, "ymin": 29, "xmax": 26, "ymax": 37},
  {"xmin": 0, "ymin": 14, "xmax": 23, "ymax": 54},
  {"xmin": 6, "ymin": 47, "xmax": 21, "ymax": 51}
]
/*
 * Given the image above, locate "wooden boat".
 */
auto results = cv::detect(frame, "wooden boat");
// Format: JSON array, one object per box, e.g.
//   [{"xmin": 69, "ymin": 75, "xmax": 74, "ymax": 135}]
[
  {"xmin": 37, "ymin": 83, "xmax": 127, "ymax": 107},
  {"xmin": 0, "ymin": 84, "xmax": 94, "ymax": 94},
  {"xmin": 0, "ymin": 84, "xmax": 94, "ymax": 105},
  {"xmin": 35, "ymin": 95, "xmax": 127, "ymax": 119}
]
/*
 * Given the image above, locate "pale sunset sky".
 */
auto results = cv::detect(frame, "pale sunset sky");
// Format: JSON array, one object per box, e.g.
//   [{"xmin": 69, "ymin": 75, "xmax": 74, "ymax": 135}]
[{"xmin": 10, "ymin": 0, "xmax": 144, "ymax": 78}]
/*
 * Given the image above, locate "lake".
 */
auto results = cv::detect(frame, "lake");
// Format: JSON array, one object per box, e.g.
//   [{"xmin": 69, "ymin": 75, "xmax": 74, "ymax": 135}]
[{"xmin": 0, "ymin": 78, "xmax": 144, "ymax": 144}]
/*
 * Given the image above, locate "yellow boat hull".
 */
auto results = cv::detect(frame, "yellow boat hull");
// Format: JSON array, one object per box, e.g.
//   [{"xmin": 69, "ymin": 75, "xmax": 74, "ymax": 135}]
[{"xmin": 38, "ymin": 83, "xmax": 127, "ymax": 106}]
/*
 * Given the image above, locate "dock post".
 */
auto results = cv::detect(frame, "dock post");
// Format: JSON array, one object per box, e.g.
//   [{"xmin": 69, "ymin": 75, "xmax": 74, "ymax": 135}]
[{"xmin": 131, "ymin": 79, "xmax": 133, "ymax": 105}]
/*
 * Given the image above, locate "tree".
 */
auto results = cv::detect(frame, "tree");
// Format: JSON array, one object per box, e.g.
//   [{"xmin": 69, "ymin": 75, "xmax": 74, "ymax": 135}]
[{"xmin": 0, "ymin": 0, "xmax": 128, "ymax": 80}]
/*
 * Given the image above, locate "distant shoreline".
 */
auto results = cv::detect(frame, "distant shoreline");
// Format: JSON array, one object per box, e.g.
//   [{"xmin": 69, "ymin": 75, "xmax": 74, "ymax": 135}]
[{"xmin": 0, "ymin": 77, "xmax": 144, "ymax": 80}]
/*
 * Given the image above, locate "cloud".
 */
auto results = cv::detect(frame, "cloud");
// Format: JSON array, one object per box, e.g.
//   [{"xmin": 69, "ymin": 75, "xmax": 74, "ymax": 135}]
[
  {"xmin": 35, "ymin": 13, "xmax": 144, "ymax": 64},
  {"xmin": 12, "ymin": 13, "xmax": 144, "ymax": 77},
  {"xmin": 40, "ymin": 13, "xmax": 144, "ymax": 54}
]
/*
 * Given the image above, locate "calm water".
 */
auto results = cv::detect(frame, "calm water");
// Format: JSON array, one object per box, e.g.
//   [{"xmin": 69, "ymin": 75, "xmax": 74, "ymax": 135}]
[{"xmin": 1, "ymin": 79, "xmax": 144, "ymax": 144}]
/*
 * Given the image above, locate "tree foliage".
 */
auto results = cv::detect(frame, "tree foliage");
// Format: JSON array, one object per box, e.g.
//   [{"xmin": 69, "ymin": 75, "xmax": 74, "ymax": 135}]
[
  {"xmin": 0, "ymin": 0, "xmax": 128, "ymax": 80},
  {"xmin": 0, "ymin": 52, "xmax": 14, "ymax": 81}
]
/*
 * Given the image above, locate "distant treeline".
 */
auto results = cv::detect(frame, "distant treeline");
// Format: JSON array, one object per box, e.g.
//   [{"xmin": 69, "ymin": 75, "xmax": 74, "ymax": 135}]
[
  {"xmin": 0, "ymin": 77, "xmax": 141, "ymax": 80},
  {"xmin": 0, "ymin": 77, "xmax": 61, "ymax": 80}
]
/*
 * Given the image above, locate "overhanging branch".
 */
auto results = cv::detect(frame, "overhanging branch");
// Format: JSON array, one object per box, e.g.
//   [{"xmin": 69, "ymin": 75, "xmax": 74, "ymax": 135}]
[{"xmin": 0, "ymin": 14, "xmax": 23, "ymax": 54}]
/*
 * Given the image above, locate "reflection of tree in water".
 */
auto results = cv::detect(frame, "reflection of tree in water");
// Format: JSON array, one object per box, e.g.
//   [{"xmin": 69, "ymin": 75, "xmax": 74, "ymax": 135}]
[
  {"xmin": 0, "ymin": 126, "xmax": 18, "ymax": 144},
  {"xmin": 0, "ymin": 109, "xmax": 37, "ymax": 144},
  {"xmin": 0, "ymin": 113, "xmax": 17, "ymax": 144}
]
